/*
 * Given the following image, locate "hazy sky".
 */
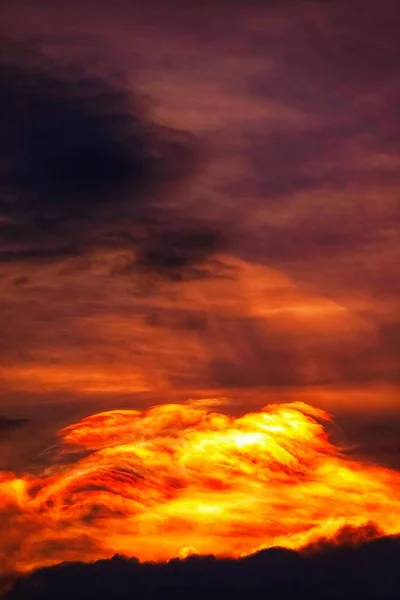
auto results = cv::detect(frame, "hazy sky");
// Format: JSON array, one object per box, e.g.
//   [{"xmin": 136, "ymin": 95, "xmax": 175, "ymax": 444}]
[{"xmin": 0, "ymin": 0, "xmax": 399, "ymax": 468}]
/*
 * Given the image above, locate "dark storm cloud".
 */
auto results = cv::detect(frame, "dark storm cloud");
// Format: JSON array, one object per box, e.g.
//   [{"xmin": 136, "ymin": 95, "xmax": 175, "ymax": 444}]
[
  {"xmin": 0, "ymin": 39, "xmax": 222, "ymax": 278},
  {"xmin": 5, "ymin": 531, "xmax": 400, "ymax": 600},
  {"xmin": 0, "ymin": 41, "xmax": 153, "ymax": 232}
]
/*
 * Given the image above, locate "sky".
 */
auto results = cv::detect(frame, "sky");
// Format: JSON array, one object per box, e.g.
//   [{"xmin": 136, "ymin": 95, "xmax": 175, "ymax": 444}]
[{"xmin": 0, "ymin": 0, "xmax": 399, "ymax": 472}]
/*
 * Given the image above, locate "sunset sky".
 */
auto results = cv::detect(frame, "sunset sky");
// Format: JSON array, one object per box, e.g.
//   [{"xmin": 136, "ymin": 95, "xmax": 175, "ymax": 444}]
[{"xmin": 0, "ymin": 0, "xmax": 399, "ymax": 473}]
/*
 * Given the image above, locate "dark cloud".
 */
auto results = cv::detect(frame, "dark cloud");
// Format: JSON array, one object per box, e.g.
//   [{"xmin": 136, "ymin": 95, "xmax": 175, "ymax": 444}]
[
  {"xmin": 0, "ymin": 39, "xmax": 222, "ymax": 279},
  {"xmin": 134, "ymin": 222, "xmax": 226, "ymax": 281},
  {"xmin": 0, "ymin": 416, "xmax": 29, "ymax": 437},
  {"xmin": 0, "ymin": 40, "xmax": 152, "ymax": 240},
  {"xmin": 4, "ymin": 531, "xmax": 400, "ymax": 600},
  {"xmin": 107, "ymin": 211, "xmax": 226, "ymax": 282}
]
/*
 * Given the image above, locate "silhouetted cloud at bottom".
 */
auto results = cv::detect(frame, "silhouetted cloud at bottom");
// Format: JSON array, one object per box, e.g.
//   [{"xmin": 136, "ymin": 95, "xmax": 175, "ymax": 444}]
[{"xmin": 4, "ymin": 528, "xmax": 400, "ymax": 600}]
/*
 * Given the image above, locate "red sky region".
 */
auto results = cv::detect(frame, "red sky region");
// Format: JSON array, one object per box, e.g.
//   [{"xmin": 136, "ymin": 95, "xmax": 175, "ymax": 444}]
[{"xmin": 0, "ymin": 0, "xmax": 399, "ymax": 471}]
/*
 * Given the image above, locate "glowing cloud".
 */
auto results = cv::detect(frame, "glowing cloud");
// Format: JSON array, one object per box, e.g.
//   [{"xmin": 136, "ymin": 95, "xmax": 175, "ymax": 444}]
[{"xmin": 1, "ymin": 401, "xmax": 400, "ymax": 574}]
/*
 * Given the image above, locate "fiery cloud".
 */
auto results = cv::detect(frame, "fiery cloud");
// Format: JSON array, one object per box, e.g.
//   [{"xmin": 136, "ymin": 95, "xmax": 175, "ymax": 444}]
[{"xmin": 1, "ymin": 401, "xmax": 399, "ymax": 575}]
